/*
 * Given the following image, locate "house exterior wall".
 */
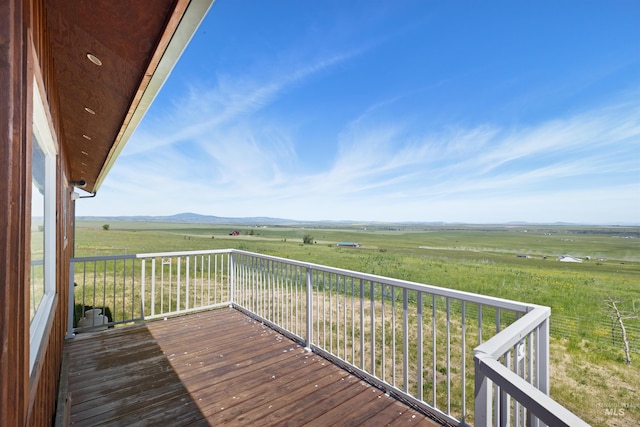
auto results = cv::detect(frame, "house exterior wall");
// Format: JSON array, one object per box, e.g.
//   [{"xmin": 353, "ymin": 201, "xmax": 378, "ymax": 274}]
[
  {"xmin": 1, "ymin": 0, "xmax": 73, "ymax": 425},
  {"xmin": 0, "ymin": 1, "xmax": 31, "ymax": 425}
]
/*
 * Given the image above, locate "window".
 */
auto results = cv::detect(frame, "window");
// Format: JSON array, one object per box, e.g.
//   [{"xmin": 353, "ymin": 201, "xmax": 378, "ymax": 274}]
[{"xmin": 29, "ymin": 77, "xmax": 57, "ymax": 374}]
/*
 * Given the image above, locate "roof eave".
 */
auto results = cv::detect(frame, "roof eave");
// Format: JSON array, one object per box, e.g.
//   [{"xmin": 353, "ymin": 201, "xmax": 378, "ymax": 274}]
[{"xmin": 93, "ymin": 0, "xmax": 215, "ymax": 193}]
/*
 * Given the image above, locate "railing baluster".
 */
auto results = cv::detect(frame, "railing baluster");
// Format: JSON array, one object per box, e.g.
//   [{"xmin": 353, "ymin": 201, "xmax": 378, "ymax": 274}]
[
  {"xmin": 514, "ymin": 340, "xmax": 520, "ymax": 426},
  {"xmin": 359, "ymin": 278, "xmax": 365, "ymax": 369},
  {"xmin": 538, "ymin": 318, "xmax": 550, "ymax": 427},
  {"xmin": 296, "ymin": 266, "xmax": 301, "ymax": 336},
  {"xmin": 274, "ymin": 261, "xmax": 278, "ymax": 323},
  {"xmin": 514, "ymin": 313, "xmax": 522, "ymax": 427},
  {"xmin": 141, "ymin": 259, "xmax": 146, "ymax": 318},
  {"xmin": 403, "ymin": 288, "xmax": 409, "ymax": 393},
  {"xmin": 191, "ymin": 256, "xmax": 196, "ymax": 308},
  {"xmin": 122, "ymin": 259, "xmax": 126, "ymax": 321},
  {"xmin": 285, "ymin": 263, "xmax": 290, "ymax": 331},
  {"xmin": 66, "ymin": 260, "xmax": 76, "ymax": 338},
  {"xmin": 81, "ymin": 262, "xmax": 86, "ymax": 320},
  {"xmin": 150, "ymin": 258, "xmax": 155, "ymax": 317},
  {"xmin": 343, "ymin": 275, "xmax": 347, "ymax": 361},
  {"xmin": 111, "ymin": 259, "xmax": 116, "ymax": 321},
  {"xmin": 185, "ymin": 256, "xmax": 190, "ymax": 310},
  {"xmin": 478, "ymin": 304, "xmax": 483, "ymax": 344},
  {"xmin": 305, "ymin": 267, "xmax": 313, "ymax": 350},
  {"xmin": 494, "ymin": 307, "xmax": 501, "ymax": 424},
  {"xmin": 446, "ymin": 297, "xmax": 451, "ymax": 414},
  {"xmin": 200, "ymin": 255, "xmax": 204, "ymax": 307},
  {"xmin": 330, "ymin": 273, "xmax": 334, "ymax": 354},
  {"xmin": 370, "ymin": 280, "xmax": 375, "ymax": 376},
  {"xmin": 391, "ymin": 286, "xmax": 396, "ymax": 387},
  {"xmin": 213, "ymin": 255, "xmax": 217, "ymax": 304},
  {"xmin": 168, "ymin": 259, "xmax": 173, "ymax": 312},
  {"xmin": 267, "ymin": 260, "xmax": 272, "ymax": 320},
  {"xmin": 132, "ymin": 259, "xmax": 136, "ymax": 320},
  {"xmin": 461, "ymin": 300, "xmax": 466, "ymax": 424},
  {"xmin": 177, "ymin": 257, "xmax": 181, "ymax": 311},
  {"xmin": 314, "ymin": 270, "xmax": 318, "ymax": 347},
  {"xmin": 381, "ymin": 282, "xmax": 386, "ymax": 382},
  {"xmin": 501, "ymin": 349, "xmax": 511, "ymax": 427},
  {"xmin": 417, "ymin": 291, "xmax": 423, "ymax": 401},
  {"xmin": 102, "ymin": 260, "xmax": 107, "ymax": 320},
  {"xmin": 337, "ymin": 274, "xmax": 341, "ymax": 359},
  {"xmin": 527, "ymin": 331, "xmax": 533, "ymax": 426},
  {"xmin": 351, "ymin": 277, "xmax": 355, "ymax": 365},
  {"xmin": 92, "ymin": 260, "xmax": 97, "ymax": 316},
  {"xmin": 322, "ymin": 271, "xmax": 327, "ymax": 350},
  {"xmin": 432, "ymin": 294, "xmax": 437, "ymax": 407},
  {"xmin": 261, "ymin": 259, "xmax": 266, "ymax": 318}
]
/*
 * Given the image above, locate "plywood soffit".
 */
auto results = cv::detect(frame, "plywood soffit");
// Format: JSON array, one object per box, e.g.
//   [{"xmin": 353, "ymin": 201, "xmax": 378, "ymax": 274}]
[{"xmin": 46, "ymin": 0, "xmax": 214, "ymax": 193}]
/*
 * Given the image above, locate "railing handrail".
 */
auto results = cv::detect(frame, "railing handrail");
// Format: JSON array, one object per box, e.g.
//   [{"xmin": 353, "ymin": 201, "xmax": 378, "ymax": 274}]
[
  {"xmin": 71, "ymin": 249, "xmax": 536, "ymax": 312},
  {"xmin": 474, "ymin": 305, "xmax": 550, "ymax": 359},
  {"xmin": 136, "ymin": 249, "xmax": 231, "ymax": 258},
  {"xmin": 71, "ymin": 254, "xmax": 137, "ymax": 262},
  {"xmin": 230, "ymin": 249, "xmax": 534, "ymax": 313},
  {"xmin": 475, "ymin": 355, "xmax": 589, "ymax": 427}
]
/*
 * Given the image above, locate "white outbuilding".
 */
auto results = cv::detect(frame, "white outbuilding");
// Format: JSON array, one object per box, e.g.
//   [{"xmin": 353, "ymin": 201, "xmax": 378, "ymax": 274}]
[{"xmin": 556, "ymin": 255, "xmax": 583, "ymax": 263}]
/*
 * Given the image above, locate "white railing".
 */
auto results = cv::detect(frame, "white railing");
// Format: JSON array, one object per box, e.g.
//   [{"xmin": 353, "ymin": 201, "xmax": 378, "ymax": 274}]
[
  {"xmin": 68, "ymin": 250, "xmax": 232, "ymax": 333},
  {"xmin": 69, "ymin": 249, "xmax": 588, "ymax": 427}
]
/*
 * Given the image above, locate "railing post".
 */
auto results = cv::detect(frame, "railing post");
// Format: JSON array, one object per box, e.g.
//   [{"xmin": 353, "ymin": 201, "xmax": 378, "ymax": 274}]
[
  {"xmin": 305, "ymin": 266, "xmax": 313, "ymax": 351},
  {"xmin": 416, "ymin": 291, "xmax": 423, "ymax": 401},
  {"xmin": 474, "ymin": 355, "xmax": 492, "ymax": 427},
  {"xmin": 177, "ymin": 256, "xmax": 181, "ymax": 311},
  {"xmin": 185, "ymin": 256, "xmax": 190, "ymax": 310},
  {"xmin": 150, "ymin": 258, "xmax": 155, "ymax": 317},
  {"xmin": 141, "ymin": 258, "xmax": 146, "ymax": 319},
  {"xmin": 66, "ymin": 260, "xmax": 76, "ymax": 339},
  {"xmin": 537, "ymin": 317, "xmax": 550, "ymax": 427},
  {"xmin": 538, "ymin": 317, "xmax": 550, "ymax": 394},
  {"xmin": 229, "ymin": 251, "xmax": 235, "ymax": 306}
]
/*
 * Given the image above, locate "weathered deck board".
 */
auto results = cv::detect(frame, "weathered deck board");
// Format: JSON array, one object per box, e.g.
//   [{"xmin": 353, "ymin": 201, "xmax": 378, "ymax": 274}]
[{"xmin": 64, "ymin": 308, "xmax": 445, "ymax": 426}]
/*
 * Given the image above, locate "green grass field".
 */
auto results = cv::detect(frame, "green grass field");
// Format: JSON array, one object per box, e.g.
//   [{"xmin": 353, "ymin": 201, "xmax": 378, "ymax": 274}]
[{"xmin": 74, "ymin": 221, "xmax": 640, "ymax": 426}]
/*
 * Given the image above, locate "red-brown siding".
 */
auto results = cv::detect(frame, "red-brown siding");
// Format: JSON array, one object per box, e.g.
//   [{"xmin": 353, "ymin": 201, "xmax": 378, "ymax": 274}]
[
  {"xmin": 1, "ymin": 0, "xmax": 73, "ymax": 425},
  {"xmin": 27, "ymin": 1, "xmax": 72, "ymax": 424},
  {"xmin": 0, "ymin": 0, "xmax": 31, "ymax": 425}
]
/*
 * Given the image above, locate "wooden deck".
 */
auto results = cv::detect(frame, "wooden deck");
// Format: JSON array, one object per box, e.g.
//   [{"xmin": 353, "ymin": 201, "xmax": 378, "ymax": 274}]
[{"xmin": 63, "ymin": 307, "xmax": 447, "ymax": 426}]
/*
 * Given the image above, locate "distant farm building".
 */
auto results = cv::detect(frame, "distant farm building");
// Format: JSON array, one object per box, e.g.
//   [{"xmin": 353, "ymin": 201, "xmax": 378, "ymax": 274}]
[
  {"xmin": 556, "ymin": 255, "xmax": 583, "ymax": 263},
  {"xmin": 337, "ymin": 242, "xmax": 361, "ymax": 248},
  {"xmin": 229, "ymin": 230, "xmax": 241, "ymax": 236}
]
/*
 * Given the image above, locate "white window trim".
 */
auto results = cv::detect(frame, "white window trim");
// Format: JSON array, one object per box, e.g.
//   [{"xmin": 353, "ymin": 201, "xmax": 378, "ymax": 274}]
[{"xmin": 29, "ymin": 77, "xmax": 57, "ymax": 375}]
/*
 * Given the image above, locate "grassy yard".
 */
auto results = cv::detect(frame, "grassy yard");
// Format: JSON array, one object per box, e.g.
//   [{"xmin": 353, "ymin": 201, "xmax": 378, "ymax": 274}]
[{"xmin": 74, "ymin": 221, "xmax": 640, "ymax": 426}]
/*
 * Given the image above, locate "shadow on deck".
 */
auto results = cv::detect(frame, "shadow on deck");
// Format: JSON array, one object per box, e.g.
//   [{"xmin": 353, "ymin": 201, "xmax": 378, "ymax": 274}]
[{"xmin": 62, "ymin": 307, "xmax": 447, "ymax": 426}]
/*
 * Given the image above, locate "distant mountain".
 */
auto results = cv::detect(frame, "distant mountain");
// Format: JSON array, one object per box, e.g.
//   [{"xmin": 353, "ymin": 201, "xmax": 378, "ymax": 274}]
[
  {"xmin": 74, "ymin": 213, "xmax": 639, "ymax": 227},
  {"xmin": 76, "ymin": 212, "xmax": 300, "ymax": 225},
  {"xmin": 75, "ymin": 213, "xmax": 458, "ymax": 228}
]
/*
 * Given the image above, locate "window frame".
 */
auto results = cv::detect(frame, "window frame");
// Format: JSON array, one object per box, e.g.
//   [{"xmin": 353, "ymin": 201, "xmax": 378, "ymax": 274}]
[{"xmin": 29, "ymin": 76, "xmax": 58, "ymax": 375}]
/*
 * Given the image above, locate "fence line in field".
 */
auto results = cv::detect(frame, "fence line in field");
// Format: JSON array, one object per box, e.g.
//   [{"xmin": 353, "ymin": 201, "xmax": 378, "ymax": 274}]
[{"xmin": 550, "ymin": 313, "xmax": 640, "ymax": 354}]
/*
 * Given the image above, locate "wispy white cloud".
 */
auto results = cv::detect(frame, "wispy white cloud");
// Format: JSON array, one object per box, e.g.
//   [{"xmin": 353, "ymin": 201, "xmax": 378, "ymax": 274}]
[
  {"xmin": 92, "ymin": 89, "xmax": 639, "ymax": 224},
  {"xmin": 123, "ymin": 48, "xmax": 364, "ymax": 158}
]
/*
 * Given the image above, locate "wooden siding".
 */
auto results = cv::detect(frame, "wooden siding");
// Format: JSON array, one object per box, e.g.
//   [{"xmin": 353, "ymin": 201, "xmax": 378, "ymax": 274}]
[
  {"xmin": 64, "ymin": 308, "xmax": 447, "ymax": 426},
  {"xmin": 26, "ymin": 1, "xmax": 73, "ymax": 425},
  {"xmin": 0, "ymin": 1, "xmax": 73, "ymax": 425},
  {"xmin": 0, "ymin": 1, "xmax": 31, "ymax": 426}
]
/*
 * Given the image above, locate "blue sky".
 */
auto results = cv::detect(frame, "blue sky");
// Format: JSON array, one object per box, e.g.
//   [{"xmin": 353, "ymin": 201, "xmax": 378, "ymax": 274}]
[{"xmin": 77, "ymin": 0, "xmax": 640, "ymax": 224}]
